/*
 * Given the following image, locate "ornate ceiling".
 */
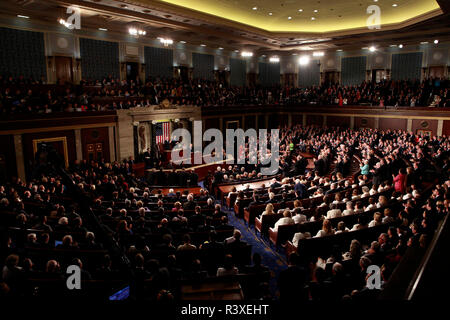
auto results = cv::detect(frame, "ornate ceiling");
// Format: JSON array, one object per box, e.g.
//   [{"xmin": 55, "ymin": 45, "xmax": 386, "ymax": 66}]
[
  {"xmin": 155, "ymin": 0, "xmax": 441, "ymax": 32},
  {"xmin": 1, "ymin": 0, "xmax": 449, "ymax": 54}
]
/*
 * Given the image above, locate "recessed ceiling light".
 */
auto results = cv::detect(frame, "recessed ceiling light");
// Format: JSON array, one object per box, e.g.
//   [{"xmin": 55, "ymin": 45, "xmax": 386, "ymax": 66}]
[
  {"xmin": 268, "ymin": 12, "xmax": 273, "ymax": 16},
  {"xmin": 311, "ymin": 17, "xmax": 316, "ymax": 20},
  {"xmin": 398, "ymin": 44, "xmax": 403, "ymax": 48},
  {"xmin": 288, "ymin": 16, "xmax": 292, "ymax": 20},
  {"xmin": 389, "ymin": 44, "xmax": 397, "ymax": 47},
  {"xmin": 98, "ymin": 28, "xmax": 107, "ymax": 31},
  {"xmin": 218, "ymin": 47, "xmax": 223, "ymax": 50},
  {"xmin": 17, "ymin": 15, "xmax": 29, "ymax": 19},
  {"xmin": 336, "ymin": 49, "xmax": 343, "ymax": 52},
  {"xmin": 299, "ymin": 56, "xmax": 310, "ymax": 65},
  {"xmin": 200, "ymin": 44, "xmax": 206, "ymax": 47},
  {"xmin": 158, "ymin": 37, "xmax": 173, "ymax": 45},
  {"xmin": 392, "ymin": 4, "xmax": 398, "ymax": 7},
  {"xmin": 252, "ymin": 7, "xmax": 257, "ymax": 10},
  {"xmin": 374, "ymin": 0, "xmax": 378, "ymax": 2},
  {"xmin": 298, "ymin": 9, "xmax": 303, "ymax": 12},
  {"xmin": 234, "ymin": 50, "xmax": 239, "ymax": 52},
  {"xmin": 179, "ymin": 40, "xmax": 186, "ymax": 43},
  {"xmin": 314, "ymin": 9, "xmax": 318, "ymax": 13},
  {"xmin": 420, "ymin": 41, "xmax": 428, "ymax": 44},
  {"xmin": 434, "ymin": 39, "xmax": 439, "ymax": 44},
  {"xmin": 129, "ymin": 28, "xmax": 146, "ymax": 36},
  {"xmin": 269, "ymin": 56, "xmax": 280, "ymax": 63}
]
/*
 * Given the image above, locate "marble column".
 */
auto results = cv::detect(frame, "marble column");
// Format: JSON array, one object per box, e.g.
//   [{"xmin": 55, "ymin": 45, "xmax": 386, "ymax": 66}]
[
  {"xmin": 374, "ymin": 117, "xmax": 380, "ymax": 129},
  {"xmin": 13, "ymin": 135, "xmax": 26, "ymax": 182},
  {"xmin": 437, "ymin": 120, "xmax": 443, "ymax": 137},
  {"xmin": 75, "ymin": 129, "xmax": 83, "ymax": 161},
  {"xmin": 108, "ymin": 126, "xmax": 116, "ymax": 161},
  {"xmin": 407, "ymin": 119, "xmax": 413, "ymax": 132}
]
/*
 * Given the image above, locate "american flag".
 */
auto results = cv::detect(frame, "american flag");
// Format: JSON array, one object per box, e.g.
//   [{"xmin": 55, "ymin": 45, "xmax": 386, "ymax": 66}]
[{"xmin": 155, "ymin": 121, "xmax": 170, "ymax": 144}]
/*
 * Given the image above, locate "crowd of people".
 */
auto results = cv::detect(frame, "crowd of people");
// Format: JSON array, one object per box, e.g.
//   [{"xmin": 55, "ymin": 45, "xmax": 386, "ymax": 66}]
[
  {"xmin": 273, "ymin": 178, "xmax": 449, "ymax": 301},
  {"xmin": 224, "ymin": 124, "xmax": 448, "ymax": 301},
  {"xmin": 0, "ymin": 121, "xmax": 449, "ymax": 301},
  {"xmin": 1, "ymin": 75, "xmax": 448, "ymax": 114},
  {"xmin": 0, "ymin": 154, "xmax": 272, "ymax": 300}
]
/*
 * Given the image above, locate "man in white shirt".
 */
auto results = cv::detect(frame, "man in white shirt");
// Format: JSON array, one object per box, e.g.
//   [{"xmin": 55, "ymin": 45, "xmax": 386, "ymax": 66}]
[
  {"xmin": 292, "ymin": 231, "xmax": 311, "ymax": 247},
  {"xmin": 342, "ymin": 201, "xmax": 355, "ymax": 216},
  {"xmin": 361, "ymin": 186, "xmax": 370, "ymax": 197},
  {"xmin": 273, "ymin": 210, "xmax": 295, "ymax": 231},
  {"xmin": 292, "ymin": 209, "xmax": 307, "ymax": 224},
  {"xmin": 326, "ymin": 203, "xmax": 342, "ymax": 219}
]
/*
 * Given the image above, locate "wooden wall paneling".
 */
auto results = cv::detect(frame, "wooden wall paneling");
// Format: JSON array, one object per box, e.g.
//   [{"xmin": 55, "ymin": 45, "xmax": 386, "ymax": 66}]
[
  {"xmin": 379, "ymin": 118, "xmax": 407, "ymax": 131},
  {"xmin": 306, "ymin": 114, "xmax": 324, "ymax": 127},
  {"xmin": 81, "ymin": 127, "xmax": 110, "ymax": 162},
  {"xmin": 258, "ymin": 115, "xmax": 266, "ymax": 129},
  {"xmin": 22, "ymin": 130, "xmax": 76, "ymax": 177},
  {"xmin": 278, "ymin": 114, "xmax": 289, "ymax": 128},
  {"xmin": 292, "ymin": 114, "xmax": 303, "ymax": 126},
  {"xmin": 223, "ymin": 117, "xmax": 241, "ymax": 130},
  {"xmin": 244, "ymin": 115, "xmax": 256, "ymax": 130},
  {"xmin": 0, "ymin": 135, "xmax": 17, "ymax": 182},
  {"xmin": 55, "ymin": 56, "xmax": 73, "ymax": 84},
  {"xmin": 443, "ymin": 120, "xmax": 450, "ymax": 136},
  {"xmin": 354, "ymin": 117, "xmax": 375, "ymax": 129},
  {"xmin": 411, "ymin": 119, "xmax": 438, "ymax": 136},
  {"xmin": 204, "ymin": 118, "xmax": 220, "ymax": 131},
  {"xmin": 327, "ymin": 116, "xmax": 351, "ymax": 128}
]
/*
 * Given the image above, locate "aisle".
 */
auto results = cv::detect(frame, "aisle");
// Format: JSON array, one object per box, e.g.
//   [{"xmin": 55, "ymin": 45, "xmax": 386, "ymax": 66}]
[{"xmin": 224, "ymin": 207, "xmax": 288, "ymax": 299}]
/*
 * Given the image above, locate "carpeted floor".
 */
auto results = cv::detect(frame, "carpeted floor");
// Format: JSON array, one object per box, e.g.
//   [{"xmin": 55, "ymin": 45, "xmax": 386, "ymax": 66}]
[
  {"xmin": 222, "ymin": 206, "xmax": 288, "ymax": 299},
  {"xmin": 198, "ymin": 180, "xmax": 287, "ymax": 299}
]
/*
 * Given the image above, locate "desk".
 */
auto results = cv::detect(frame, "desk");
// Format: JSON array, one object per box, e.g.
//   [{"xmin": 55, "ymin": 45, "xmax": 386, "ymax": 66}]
[
  {"xmin": 218, "ymin": 177, "xmax": 276, "ymax": 203},
  {"xmin": 146, "ymin": 155, "xmax": 234, "ymax": 181},
  {"xmin": 181, "ymin": 280, "xmax": 243, "ymax": 300},
  {"xmin": 150, "ymin": 186, "xmax": 201, "ymax": 195}
]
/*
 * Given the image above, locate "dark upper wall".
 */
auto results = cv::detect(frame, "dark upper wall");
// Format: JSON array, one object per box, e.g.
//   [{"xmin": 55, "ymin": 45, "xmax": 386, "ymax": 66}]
[
  {"xmin": 1, "ymin": 105, "xmax": 450, "ymax": 182},
  {"xmin": 202, "ymin": 105, "xmax": 450, "ymax": 137},
  {"xmin": 0, "ymin": 23, "xmax": 448, "ymax": 87},
  {"xmin": 341, "ymin": 56, "xmax": 367, "ymax": 86},
  {"xmin": 258, "ymin": 62, "xmax": 280, "ymax": 86},
  {"xmin": 79, "ymin": 38, "xmax": 120, "ymax": 80},
  {"xmin": 0, "ymin": 27, "xmax": 46, "ymax": 80},
  {"xmin": 193, "ymin": 53, "xmax": 215, "ymax": 81},
  {"xmin": 230, "ymin": 58, "xmax": 246, "ymax": 86},
  {"xmin": 144, "ymin": 46, "xmax": 173, "ymax": 79},
  {"xmin": 0, "ymin": 135, "xmax": 16, "ymax": 183},
  {"xmin": 391, "ymin": 52, "xmax": 423, "ymax": 81}
]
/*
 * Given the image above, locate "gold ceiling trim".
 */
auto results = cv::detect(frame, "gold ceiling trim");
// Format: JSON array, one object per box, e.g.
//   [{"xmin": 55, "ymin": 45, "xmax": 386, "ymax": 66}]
[{"xmin": 144, "ymin": 0, "xmax": 442, "ymax": 33}]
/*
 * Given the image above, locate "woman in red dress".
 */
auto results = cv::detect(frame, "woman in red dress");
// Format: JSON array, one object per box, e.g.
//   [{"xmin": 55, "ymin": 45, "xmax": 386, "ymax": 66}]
[{"xmin": 393, "ymin": 168, "xmax": 407, "ymax": 194}]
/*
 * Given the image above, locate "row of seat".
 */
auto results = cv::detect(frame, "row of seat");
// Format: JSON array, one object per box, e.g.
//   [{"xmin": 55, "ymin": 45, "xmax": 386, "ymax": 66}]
[
  {"xmin": 242, "ymin": 182, "xmax": 378, "ymax": 226},
  {"xmin": 254, "ymin": 189, "xmax": 395, "ymax": 241},
  {"xmin": 268, "ymin": 201, "xmax": 401, "ymax": 247}
]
